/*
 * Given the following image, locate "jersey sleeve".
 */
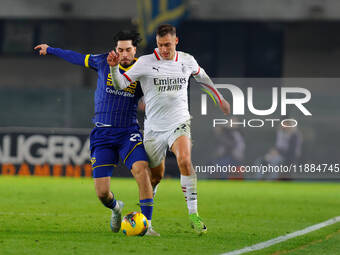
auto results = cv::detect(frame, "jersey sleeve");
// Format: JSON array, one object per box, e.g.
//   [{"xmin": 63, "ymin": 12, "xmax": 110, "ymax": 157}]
[
  {"xmin": 190, "ymin": 56, "xmax": 201, "ymax": 76},
  {"xmin": 46, "ymin": 47, "xmax": 86, "ymax": 66},
  {"xmin": 122, "ymin": 57, "xmax": 147, "ymax": 83},
  {"xmin": 46, "ymin": 47, "xmax": 106, "ymax": 71},
  {"xmin": 190, "ymin": 56, "xmax": 225, "ymax": 106},
  {"xmin": 109, "ymin": 57, "xmax": 147, "ymax": 90},
  {"xmin": 85, "ymin": 54, "xmax": 107, "ymax": 71}
]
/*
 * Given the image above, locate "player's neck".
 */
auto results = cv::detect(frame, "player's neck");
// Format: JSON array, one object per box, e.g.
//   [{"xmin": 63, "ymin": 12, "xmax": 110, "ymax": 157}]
[
  {"xmin": 119, "ymin": 61, "xmax": 134, "ymax": 68},
  {"xmin": 118, "ymin": 59, "xmax": 136, "ymax": 70},
  {"xmin": 156, "ymin": 48, "xmax": 177, "ymax": 61},
  {"xmin": 165, "ymin": 51, "xmax": 175, "ymax": 60}
]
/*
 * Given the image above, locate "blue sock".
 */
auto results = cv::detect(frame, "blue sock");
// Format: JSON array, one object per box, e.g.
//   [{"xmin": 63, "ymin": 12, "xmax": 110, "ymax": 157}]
[
  {"xmin": 101, "ymin": 191, "xmax": 117, "ymax": 210},
  {"xmin": 139, "ymin": 198, "xmax": 153, "ymax": 221}
]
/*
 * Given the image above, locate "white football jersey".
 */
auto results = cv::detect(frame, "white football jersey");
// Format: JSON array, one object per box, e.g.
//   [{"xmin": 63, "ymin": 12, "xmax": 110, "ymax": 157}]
[{"xmin": 123, "ymin": 48, "xmax": 201, "ymax": 131}]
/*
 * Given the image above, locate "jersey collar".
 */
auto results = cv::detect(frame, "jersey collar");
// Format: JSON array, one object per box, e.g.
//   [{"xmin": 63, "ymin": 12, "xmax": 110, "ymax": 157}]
[
  {"xmin": 119, "ymin": 58, "xmax": 138, "ymax": 71},
  {"xmin": 153, "ymin": 48, "xmax": 178, "ymax": 62}
]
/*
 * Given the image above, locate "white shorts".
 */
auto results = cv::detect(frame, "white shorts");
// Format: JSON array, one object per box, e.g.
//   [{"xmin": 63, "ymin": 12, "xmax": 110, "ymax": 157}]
[{"xmin": 144, "ymin": 120, "xmax": 191, "ymax": 168}]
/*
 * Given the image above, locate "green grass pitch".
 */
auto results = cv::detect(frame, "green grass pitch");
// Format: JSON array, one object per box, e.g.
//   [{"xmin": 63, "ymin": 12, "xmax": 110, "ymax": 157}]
[{"xmin": 0, "ymin": 176, "xmax": 339, "ymax": 255}]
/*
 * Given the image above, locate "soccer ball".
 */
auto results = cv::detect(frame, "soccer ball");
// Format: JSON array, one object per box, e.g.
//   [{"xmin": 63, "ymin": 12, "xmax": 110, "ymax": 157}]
[{"xmin": 121, "ymin": 212, "xmax": 149, "ymax": 236}]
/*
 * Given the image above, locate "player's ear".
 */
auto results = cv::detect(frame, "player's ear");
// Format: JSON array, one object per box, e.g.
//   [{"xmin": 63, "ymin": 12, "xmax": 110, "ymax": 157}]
[{"xmin": 175, "ymin": 37, "xmax": 179, "ymax": 45}]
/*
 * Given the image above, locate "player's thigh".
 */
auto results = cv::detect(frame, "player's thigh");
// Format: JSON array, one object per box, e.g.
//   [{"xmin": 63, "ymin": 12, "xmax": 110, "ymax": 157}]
[
  {"xmin": 144, "ymin": 129, "xmax": 168, "ymax": 169},
  {"xmin": 91, "ymin": 145, "xmax": 119, "ymax": 178},
  {"xmin": 171, "ymin": 135, "xmax": 192, "ymax": 160},
  {"xmin": 119, "ymin": 130, "xmax": 149, "ymax": 170},
  {"xmin": 169, "ymin": 120, "xmax": 192, "ymax": 158}
]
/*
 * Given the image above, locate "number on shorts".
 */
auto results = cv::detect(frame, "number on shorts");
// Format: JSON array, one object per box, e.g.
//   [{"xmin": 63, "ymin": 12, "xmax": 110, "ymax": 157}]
[
  {"xmin": 175, "ymin": 124, "xmax": 187, "ymax": 133},
  {"xmin": 130, "ymin": 133, "xmax": 142, "ymax": 142}
]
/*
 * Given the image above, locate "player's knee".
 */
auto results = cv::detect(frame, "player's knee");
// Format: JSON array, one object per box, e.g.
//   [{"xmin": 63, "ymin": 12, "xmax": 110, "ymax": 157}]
[{"xmin": 131, "ymin": 161, "xmax": 150, "ymax": 180}]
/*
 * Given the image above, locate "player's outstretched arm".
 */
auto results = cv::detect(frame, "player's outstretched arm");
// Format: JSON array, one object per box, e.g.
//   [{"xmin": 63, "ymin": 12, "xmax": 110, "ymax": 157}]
[
  {"xmin": 193, "ymin": 67, "xmax": 230, "ymax": 115},
  {"xmin": 34, "ymin": 44, "xmax": 88, "ymax": 67},
  {"xmin": 107, "ymin": 50, "xmax": 136, "ymax": 90}
]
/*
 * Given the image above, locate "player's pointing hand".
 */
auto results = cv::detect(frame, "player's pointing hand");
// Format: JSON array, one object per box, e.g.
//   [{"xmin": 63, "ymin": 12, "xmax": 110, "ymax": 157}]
[
  {"xmin": 34, "ymin": 44, "xmax": 50, "ymax": 56},
  {"xmin": 107, "ymin": 50, "xmax": 120, "ymax": 67}
]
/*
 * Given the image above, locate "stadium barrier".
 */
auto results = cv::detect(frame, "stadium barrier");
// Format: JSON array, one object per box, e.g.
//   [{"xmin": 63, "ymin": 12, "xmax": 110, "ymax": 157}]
[{"xmin": 0, "ymin": 127, "xmax": 92, "ymax": 177}]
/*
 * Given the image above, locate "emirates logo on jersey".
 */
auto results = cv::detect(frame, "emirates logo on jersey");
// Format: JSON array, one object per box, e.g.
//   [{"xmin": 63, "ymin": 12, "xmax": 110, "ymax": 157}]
[
  {"xmin": 153, "ymin": 77, "xmax": 187, "ymax": 92},
  {"xmin": 153, "ymin": 77, "xmax": 187, "ymax": 86}
]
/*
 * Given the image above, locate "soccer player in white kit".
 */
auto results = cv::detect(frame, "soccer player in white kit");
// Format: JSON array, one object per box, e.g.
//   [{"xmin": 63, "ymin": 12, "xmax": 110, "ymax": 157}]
[{"xmin": 107, "ymin": 24, "xmax": 230, "ymax": 234}]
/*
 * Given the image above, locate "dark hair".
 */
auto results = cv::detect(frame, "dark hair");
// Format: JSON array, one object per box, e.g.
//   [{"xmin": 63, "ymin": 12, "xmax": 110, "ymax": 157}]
[
  {"xmin": 113, "ymin": 30, "xmax": 142, "ymax": 48},
  {"xmin": 156, "ymin": 24, "xmax": 176, "ymax": 37}
]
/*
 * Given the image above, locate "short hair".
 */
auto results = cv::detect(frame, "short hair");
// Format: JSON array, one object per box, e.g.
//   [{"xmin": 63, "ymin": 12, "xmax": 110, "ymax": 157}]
[
  {"xmin": 156, "ymin": 24, "xmax": 176, "ymax": 37},
  {"xmin": 113, "ymin": 30, "xmax": 142, "ymax": 48}
]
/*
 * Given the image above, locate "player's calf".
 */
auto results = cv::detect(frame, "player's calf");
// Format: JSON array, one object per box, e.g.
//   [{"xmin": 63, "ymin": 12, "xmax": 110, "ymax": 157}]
[
  {"xmin": 151, "ymin": 174, "xmax": 163, "ymax": 189},
  {"xmin": 131, "ymin": 161, "xmax": 159, "ymax": 235},
  {"xmin": 94, "ymin": 177, "xmax": 124, "ymax": 232},
  {"xmin": 94, "ymin": 177, "xmax": 116, "ymax": 209},
  {"xmin": 150, "ymin": 161, "xmax": 165, "ymax": 197},
  {"xmin": 96, "ymin": 190, "xmax": 124, "ymax": 232},
  {"xmin": 177, "ymin": 155, "xmax": 193, "ymax": 176},
  {"xmin": 96, "ymin": 190, "xmax": 116, "ymax": 209}
]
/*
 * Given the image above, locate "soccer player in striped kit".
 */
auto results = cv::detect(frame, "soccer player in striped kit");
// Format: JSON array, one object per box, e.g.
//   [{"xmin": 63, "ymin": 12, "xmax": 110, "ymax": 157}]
[
  {"xmin": 108, "ymin": 25, "xmax": 230, "ymax": 234},
  {"xmin": 34, "ymin": 30, "xmax": 159, "ymax": 236}
]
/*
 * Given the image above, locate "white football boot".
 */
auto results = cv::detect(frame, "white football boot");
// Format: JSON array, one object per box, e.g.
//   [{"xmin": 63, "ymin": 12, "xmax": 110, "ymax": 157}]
[{"xmin": 110, "ymin": 200, "xmax": 124, "ymax": 232}]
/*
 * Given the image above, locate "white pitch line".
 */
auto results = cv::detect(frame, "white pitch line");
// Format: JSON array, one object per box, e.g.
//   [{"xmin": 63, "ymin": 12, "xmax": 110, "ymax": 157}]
[{"xmin": 221, "ymin": 216, "xmax": 340, "ymax": 255}]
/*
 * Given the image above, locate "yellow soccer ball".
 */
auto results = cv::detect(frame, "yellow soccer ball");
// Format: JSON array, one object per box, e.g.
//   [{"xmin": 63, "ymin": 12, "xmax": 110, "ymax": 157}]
[{"xmin": 121, "ymin": 212, "xmax": 149, "ymax": 236}]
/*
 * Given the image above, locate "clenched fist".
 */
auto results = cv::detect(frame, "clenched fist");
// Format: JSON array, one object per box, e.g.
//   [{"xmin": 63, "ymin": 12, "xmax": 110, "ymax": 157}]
[{"xmin": 107, "ymin": 50, "xmax": 120, "ymax": 67}]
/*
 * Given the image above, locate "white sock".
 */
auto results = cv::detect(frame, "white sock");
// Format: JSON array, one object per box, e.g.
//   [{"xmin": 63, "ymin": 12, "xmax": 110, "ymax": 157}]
[
  {"xmin": 180, "ymin": 174, "xmax": 198, "ymax": 215},
  {"xmin": 148, "ymin": 220, "xmax": 152, "ymax": 228},
  {"xmin": 153, "ymin": 184, "xmax": 159, "ymax": 198},
  {"xmin": 113, "ymin": 201, "xmax": 119, "ymax": 211}
]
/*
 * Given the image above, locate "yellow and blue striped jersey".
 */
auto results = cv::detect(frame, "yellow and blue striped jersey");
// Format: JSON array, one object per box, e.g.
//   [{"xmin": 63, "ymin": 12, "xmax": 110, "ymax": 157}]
[{"xmin": 46, "ymin": 47, "xmax": 143, "ymax": 128}]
